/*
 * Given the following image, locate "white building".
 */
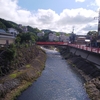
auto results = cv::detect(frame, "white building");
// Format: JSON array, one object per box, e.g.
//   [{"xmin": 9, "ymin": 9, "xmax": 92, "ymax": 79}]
[
  {"xmin": 8, "ymin": 28, "xmax": 19, "ymax": 36},
  {"xmin": 49, "ymin": 33, "xmax": 55, "ymax": 41},
  {"xmin": 59, "ymin": 33, "xmax": 68, "ymax": 42},
  {"xmin": 0, "ymin": 29, "xmax": 15, "ymax": 46},
  {"xmin": 23, "ymin": 26, "xmax": 28, "ymax": 33},
  {"xmin": 37, "ymin": 32, "xmax": 44, "ymax": 37},
  {"xmin": 18, "ymin": 24, "xmax": 28, "ymax": 33}
]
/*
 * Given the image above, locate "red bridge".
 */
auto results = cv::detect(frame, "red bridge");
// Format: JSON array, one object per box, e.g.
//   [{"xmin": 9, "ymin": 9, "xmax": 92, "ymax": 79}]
[
  {"xmin": 36, "ymin": 42, "xmax": 100, "ymax": 54},
  {"xmin": 36, "ymin": 42, "xmax": 68, "ymax": 46}
]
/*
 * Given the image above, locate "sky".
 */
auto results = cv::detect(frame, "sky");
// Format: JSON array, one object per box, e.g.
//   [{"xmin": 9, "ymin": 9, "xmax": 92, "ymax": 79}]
[{"xmin": 0, "ymin": 0, "xmax": 100, "ymax": 35}]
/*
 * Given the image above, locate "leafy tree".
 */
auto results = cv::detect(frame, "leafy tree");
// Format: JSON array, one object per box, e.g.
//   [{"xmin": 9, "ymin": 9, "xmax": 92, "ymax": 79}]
[
  {"xmin": 0, "ymin": 18, "xmax": 12, "ymax": 28},
  {"xmin": 27, "ymin": 26, "xmax": 41, "ymax": 34},
  {"xmin": 15, "ymin": 36, "xmax": 21, "ymax": 43},
  {"xmin": 87, "ymin": 31, "xmax": 98, "ymax": 36},
  {"xmin": 0, "ymin": 21, "xmax": 6, "ymax": 30},
  {"xmin": 56, "ymin": 32, "xmax": 60, "ymax": 36},
  {"xmin": 16, "ymin": 32, "xmax": 38, "ymax": 44}
]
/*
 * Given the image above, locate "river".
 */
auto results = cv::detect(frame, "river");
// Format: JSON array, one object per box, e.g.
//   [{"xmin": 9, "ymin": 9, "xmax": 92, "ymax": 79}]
[{"xmin": 17, "ymin": 47, "xmax": 90, "ymax": 100}]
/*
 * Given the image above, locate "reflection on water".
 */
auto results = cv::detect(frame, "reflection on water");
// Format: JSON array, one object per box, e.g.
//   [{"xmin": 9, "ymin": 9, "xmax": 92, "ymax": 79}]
[{"xmin": 17, "ymin": 47, "xmax": 90, "ymax": 100}]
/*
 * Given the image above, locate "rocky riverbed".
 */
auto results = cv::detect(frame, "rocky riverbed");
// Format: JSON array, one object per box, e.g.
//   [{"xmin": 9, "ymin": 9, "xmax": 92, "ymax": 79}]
[{"xmin": 59, "ymin": 46, "xmax": 100, "ymax": 100}]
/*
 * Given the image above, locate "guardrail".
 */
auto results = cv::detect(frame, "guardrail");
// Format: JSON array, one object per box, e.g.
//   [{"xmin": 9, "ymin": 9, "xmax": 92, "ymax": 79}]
[
  {"xmin": 36, "ymin": 42, "xmax": 100, "ymax": 54},
  {"xmin": 68, "ymin": 44, "xmax": 100, "ymax": 54},
  {"xmin": 36, "ymin": 42, "xmax": 66, "ymax": 45}
]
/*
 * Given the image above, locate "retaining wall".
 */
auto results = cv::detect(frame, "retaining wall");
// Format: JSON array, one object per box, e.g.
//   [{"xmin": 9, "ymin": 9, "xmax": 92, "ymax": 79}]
[{"xmin": 69, "ymin": 47, "xmax": 100, "ymax": 66}]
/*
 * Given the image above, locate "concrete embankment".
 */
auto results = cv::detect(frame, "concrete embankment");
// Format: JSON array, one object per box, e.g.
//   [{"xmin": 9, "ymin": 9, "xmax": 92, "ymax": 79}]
[
  {"xmin": 59, "ymin": 46, "xmax": 100, "ymax": 100},
  {"xmin": 0, "ymin": 46, "xmax": 46, "ymax": 100}
]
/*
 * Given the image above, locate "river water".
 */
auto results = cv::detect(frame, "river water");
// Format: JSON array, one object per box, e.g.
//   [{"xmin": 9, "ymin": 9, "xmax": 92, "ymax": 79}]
[{"xmin": 17, "ymin": 48, "xmax": 90, "ymax": 100}]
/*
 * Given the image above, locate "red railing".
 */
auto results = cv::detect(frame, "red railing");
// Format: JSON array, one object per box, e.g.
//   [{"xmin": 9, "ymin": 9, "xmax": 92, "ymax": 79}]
[
  {"xmin": 68, "ymin": 44, "xmax": 100, "ymax": 54},
  {"xmin": 36, "ymin": 42, "xmax": 100, "ymax": 54},
  {"xmin": 36, "ymin": 42, "xmax": 68, "ymax": 45}
]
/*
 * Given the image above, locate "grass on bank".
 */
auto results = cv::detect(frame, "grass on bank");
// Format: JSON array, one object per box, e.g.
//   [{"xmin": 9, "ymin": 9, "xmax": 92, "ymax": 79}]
[
  {"xmin": 9, "ymin": 72, "xmax": 22, "ymax": 79},
  {"xmin": 9, "ymin": 64, "xmax": 31, "ymax": 79},
  {"xmin": 4, "ymin": 81, "xmax": 32, "ymax": 100},
  {"xmin": 26, "ymin": 64, "xmax": 31, "ymax": 68}
]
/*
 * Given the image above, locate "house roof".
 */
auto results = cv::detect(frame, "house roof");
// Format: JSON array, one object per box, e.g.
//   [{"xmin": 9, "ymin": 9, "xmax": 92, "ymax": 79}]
[
  {"xmin": 0, "ymin": 29, "xmax": 15, "ymax": 38},
  {"xmin": 0, "ymin": 29, "xmax": 6, "ymax": 33}
]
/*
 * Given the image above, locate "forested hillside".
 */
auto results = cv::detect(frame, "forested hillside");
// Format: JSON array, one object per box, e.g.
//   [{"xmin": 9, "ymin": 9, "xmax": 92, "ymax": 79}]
[{"xmin": 0, "ymin": 18, "xmax": 41, "ymax": 34}]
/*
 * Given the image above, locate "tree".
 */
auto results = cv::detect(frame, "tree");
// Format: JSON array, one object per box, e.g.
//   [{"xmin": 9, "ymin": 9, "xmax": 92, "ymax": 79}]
[
  {"xmin": 87, "ymin": 31, "xmax": 98, "ymax": 36},
  {"xmin": 27, "ymin": 26, "xmax": 41, "ymax": 34},
  {"xmin": 0, "ymin": 21, "xmax": 6, "ymax": 30},
  {"xmin": 56, "ymin": 32, "xmax": 60, "ymax": 36},
  {"xmin": 16, "ymin": 32, "xmax": 38, "ymax": 44}
]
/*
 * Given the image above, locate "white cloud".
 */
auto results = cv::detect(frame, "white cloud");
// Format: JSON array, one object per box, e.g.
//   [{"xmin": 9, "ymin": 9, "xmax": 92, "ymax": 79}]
[
  {"xmin": 0, "ymin": 0, "xmax": 98, "ymax": 35},
  {"xmin": 95, "ymin": 0, "xmax": 100, "ymax": 7},
  {"xmin": 75, "ymin": 0, "xmax": 85, "ymax": 2}
]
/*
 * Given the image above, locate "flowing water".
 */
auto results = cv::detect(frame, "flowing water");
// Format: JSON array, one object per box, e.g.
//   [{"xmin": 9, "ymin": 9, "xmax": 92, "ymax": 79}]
[{"xmin": 17, "ymin": 48, "xmax": 90, "ymax": 100}]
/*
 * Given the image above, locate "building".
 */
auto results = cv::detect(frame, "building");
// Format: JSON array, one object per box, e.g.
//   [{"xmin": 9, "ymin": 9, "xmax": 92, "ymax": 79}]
[
  {"xmin": 59, "ymin": 33, "xmax": 68, "ymax": 42},
  {"xmin": 37, "ymin": 32, "xmax": 44, "ymax": 37},
  {"xmin": 23, "ymin": 26, "xmax": 28, "ymax": 33},
  {"xmin": 49, "ymin": 32, "xmax": 54, "ymax": 41},
  {"xmin": 18, "ymin": 24, "xmax": 28, "ymax": 33},
  {"xmin": 76, "ymin": 35, "xmax": 86, "ymax": 44},
  {"xmin": 0, "ymin": 29, "xmax": 15, "ymax": 47},
  {"xmin": 8, "ymin": 28, "xmax": 19, "ymax": 36}
]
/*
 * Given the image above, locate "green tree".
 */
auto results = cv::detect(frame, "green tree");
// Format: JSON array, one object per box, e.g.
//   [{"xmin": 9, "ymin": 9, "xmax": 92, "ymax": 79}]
[
  {"xmin": 16, "ymin": 32, "xmax": 38, "ymax": 44},
  {"xmin": 87, "ymin": 31, "xmax": 98, "ymax": 36},
  {"xmin": 0, "ymin": 21, "xmax": 6, "ymax": 30},
  {"xmin": 27, "ymin": 26, "xmax": 41, "ymax": 34},
  {"xmin": 56, "ymin": 32, "xmax": 60, "ymax": 36}
]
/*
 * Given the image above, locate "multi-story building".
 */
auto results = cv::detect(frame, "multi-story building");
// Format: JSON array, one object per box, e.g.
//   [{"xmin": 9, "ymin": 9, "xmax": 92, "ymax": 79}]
[
  {"xmin": 37, "ymin": 32, "xmax": 44, "ymax": 37},
  {"xmin": 49, "ymin": 32, "xmax": 54, "ymax": 41},
  {"xmin": 59, "ymin": 33, "xmax": 68, "ymax": 42},
  {"xmin": 8, "ymin": 28, "xmax": 19, "ymax": 36},
  {"xmin": 49, "ymin": 32, "xmax": 69, "ymax": 42},
  {"xmin": 0, "ymin": 29, "xmax": 15, "ymax": 47},
  {"xmin": 23, "ymin": 26, "xmax": 28, "ymax": 33},
  {"xmin": 18, "ymin": 24, "xmax": 28, "ymax": 33}
]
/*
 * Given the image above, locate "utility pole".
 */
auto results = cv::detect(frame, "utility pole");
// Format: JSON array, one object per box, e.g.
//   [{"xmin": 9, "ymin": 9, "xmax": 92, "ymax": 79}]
[
  {"xmin": 72, "ymin": 26, "xmax": 74, "ymax": 33},
  {"xmin": 98, "ymin": 10, "xmax": 100, "ymax": 36}
]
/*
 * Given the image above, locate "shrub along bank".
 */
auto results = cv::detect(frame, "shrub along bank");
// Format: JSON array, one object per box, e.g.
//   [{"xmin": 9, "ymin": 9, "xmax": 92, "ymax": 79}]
[
  {"xmin": 0, "ymin": 45, "xmax": 46, "ymax": 100},
  {"xmin": 59, "ymin": 46, "xmax": 100, "ymax": 100}
]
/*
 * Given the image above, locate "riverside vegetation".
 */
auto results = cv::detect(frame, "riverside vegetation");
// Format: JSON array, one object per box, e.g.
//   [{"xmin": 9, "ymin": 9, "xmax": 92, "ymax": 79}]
[
  {"xmin": 59, "ymin": 46, "xmax": 100, "ymax": 100},
  {"xmin": 0, "ymin": 44, "xmax": 46, "ymax": 100}
]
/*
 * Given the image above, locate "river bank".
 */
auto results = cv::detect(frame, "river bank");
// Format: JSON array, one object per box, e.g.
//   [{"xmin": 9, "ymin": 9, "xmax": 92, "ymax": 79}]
[
  {"xmin": 0, "ymin": 46, "xmax": 46, "ymax": 100},
  {"xmin": 17, "ymin": 47, "xmax": 90, "ymax": 100},
  {"xmin": 59, "ymin": 46, "xmax": 100, "ymax": 100}
]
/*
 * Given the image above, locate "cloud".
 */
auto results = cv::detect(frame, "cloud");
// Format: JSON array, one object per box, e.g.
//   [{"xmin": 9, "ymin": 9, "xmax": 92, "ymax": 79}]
[
  {"xmin": 35, "ymin": 9, "xmax": 59, "ymax": 24},
  {"xmin": 0, "ymin": 0, "xmax": 98, "ymax": 35},
  {"xmin": 95, "ymin": 0, "xmax": 100, "ymax": 7},
  {"xmin": 57, "ymin": 9, "xmax": 95, "ymax": 25},
  {"xmin": 75, "ymin": 0, "xmax": 85, "ymax": 2},
  {"xmin": 82, "ymin": 24, "xmax": 98, "ymax": 31}
]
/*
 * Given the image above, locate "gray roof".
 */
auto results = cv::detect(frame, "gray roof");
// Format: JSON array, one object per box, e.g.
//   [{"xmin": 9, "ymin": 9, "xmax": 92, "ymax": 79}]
[
  {"xmin": 0, "ymin": 29, "xmax": 14, "ymax": 36},
  {"xmin": 0, "ymin": 29, "xmax": 6, "ymax": 33}
]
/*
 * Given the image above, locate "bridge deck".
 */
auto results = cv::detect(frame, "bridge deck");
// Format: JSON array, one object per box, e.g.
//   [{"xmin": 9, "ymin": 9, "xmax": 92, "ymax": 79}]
[{"xmin": 36, "ymin": 42, "xmax": 100, "ymax": 54}]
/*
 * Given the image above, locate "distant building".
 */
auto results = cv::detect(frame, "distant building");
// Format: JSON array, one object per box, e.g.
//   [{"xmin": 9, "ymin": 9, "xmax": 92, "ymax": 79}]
[
  {"xmin": 0, "ymin": 29, "xmax": 15, "ymax": 47},
  {"xmin": 69, "ymin": 32, "xmax": 76, "ymax": 43},
  {"xmin": 18, "ymin": 24, "xmax": 28, "ymax": 33},
  {"xmin": 18, "ymin": 24, "xmax": 23, "ymax": 29},
  {"xmin": 49, "ymin": 32, "xmax": 54, "ymax": 41},
  {"xmin": 37, "ymin": 32, "xmax": 44, "ymax": 37},
  {"xmin": 8, "ymin": 28, "xmax": 19, "ymax": 36},
  {"xmin": 76, "ymin": 35, "xmax": 86, "ymax": 44},
  {"xmin": 59, "ymin": 33, "xmax": 68, "ymax": 42},
  {"xmin": 48, "ymin": 32, "xmax": 68, "ymax": 42},
  {"xmin": 23, "ymin": 26, "xmax": 28, "ymax": 33}
]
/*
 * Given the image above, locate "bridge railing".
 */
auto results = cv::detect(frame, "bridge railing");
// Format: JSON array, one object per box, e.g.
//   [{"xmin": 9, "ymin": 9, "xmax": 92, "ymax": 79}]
[
  {"xmin": 68, "ymin": 44, "xmax": 100, "ymax": 54},
  {"xmin": 36, "ymin": 42, "xmax": 66, "ymax": 45},
  {"xmin": 36, "ymin": 42, "xmax": 100, "ymax": 54}
]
